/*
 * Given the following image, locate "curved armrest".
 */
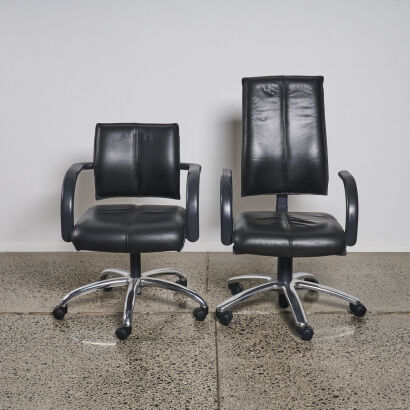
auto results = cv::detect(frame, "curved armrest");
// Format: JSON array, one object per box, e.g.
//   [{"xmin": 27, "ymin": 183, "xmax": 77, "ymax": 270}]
[
  {"xmin": 61, "ymin": 162, "xmax": 93, "ymax": 242},
  {"xmin": 181, "ymin": 163, "xmax": 201, "ymax": 242},
  {"xmin": 220, "ymin": 169, "xmax": 233, "ymax": 245},
  {"xmin": 338, "ymin": 170, "xmax": 358, "ymax": 246}
]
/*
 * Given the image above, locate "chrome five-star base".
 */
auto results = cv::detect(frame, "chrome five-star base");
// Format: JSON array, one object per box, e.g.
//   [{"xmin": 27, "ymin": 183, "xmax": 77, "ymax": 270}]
[
  {"xmin": 215, "ymin": 257, "xmax": 366, "ymax": 341},
  {"xmin": 53, "ymin": 254, "xmax": 208, "ymax": 340}
]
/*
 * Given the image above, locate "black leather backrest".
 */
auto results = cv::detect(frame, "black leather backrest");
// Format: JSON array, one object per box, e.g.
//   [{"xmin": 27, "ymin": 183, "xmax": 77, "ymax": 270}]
[
  {"xmin": 94, "ymin": 123, "xmax": 180, "ymax": 199},
  {"xmin": 241, "ymin": 76, "xmax": 328, "ymax": 196}
]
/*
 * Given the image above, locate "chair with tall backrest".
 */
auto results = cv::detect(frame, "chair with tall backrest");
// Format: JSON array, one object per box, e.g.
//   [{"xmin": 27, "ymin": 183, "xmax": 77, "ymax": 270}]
[
  {"xmin": 216, "ymin": 76, "xmax": 366, "ymax": 341},
  {"xmin": 53, "ymin": 123, "xmax": 208, "ymax": 340}
]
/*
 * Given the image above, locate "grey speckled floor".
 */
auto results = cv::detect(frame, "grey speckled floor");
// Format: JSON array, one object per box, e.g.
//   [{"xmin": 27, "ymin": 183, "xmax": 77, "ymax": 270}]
[{"xmin": 0, "ymin": 252, "xmax": 409, "ymax": 409}]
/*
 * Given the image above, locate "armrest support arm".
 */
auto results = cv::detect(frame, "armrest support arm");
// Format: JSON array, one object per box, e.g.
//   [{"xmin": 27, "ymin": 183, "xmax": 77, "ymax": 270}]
[
  {"xmin": 61, "ymin": 162, "xmax": 93, "ymax": 242},
  {"xmin": 220, "ymin": 169, "xmax": 233, "ymax": 245},
  {"xmin": 181, "ymin": 162, "xmax": 201, "ymax": 242},
  {"xmin": 338, "ymin": 170, "xmax": 358, "ymax": 246}
]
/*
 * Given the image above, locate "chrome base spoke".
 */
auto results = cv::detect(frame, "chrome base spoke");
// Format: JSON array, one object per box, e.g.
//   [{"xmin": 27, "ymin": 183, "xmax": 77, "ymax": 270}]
[
  {"xmin": 228, "ymin": 274, "xmax": 273, "ymax": 283},
  {"xmin": 59, "ymin": 277, "xmax": 129, "ymax": 307},
  {"xmin": 293, "ymin": 272, "xmax": 316, "ymax": 280},
  {"xmin": 281, "ymin": 283, "xmax": 307, "ymax": 328},
  {"xmin": 294, "ymin": 280, "xmax": 360, "ymax": 304},
  {"xmin": 217, "ymin": 281, "xmax": 280, "ymax": 313},
  {"xmin": 216, "ymin": 272, "xmax": 364, "ymax": 334},
  {"xmin": 122, "ymin": 279, "xmax": 140, "ymax": 328},
  {"xmin": 140, "ymin": 277, "xmax": 207, "ymax": 309},
  {"xmin": 143, "ymin": 268, "xmax": 186, "ymax": 280},
  {"xmin": 54, "ymin": 267, "xmax": 207, "ymax": 333}
]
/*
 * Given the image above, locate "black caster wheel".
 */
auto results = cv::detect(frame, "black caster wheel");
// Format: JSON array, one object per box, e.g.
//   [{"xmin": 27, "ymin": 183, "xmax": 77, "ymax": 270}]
[
  {"xmin": 297, "ymin": 325, "xmax": 314, "ymax": 341},
  {"xmin": 228, "ymin": 282, "xmax": 244, "ymax": 295},
  {"xmin": 350, "ymin": 302, "xmax": 367, "ymax": 317},
  {"xmin": 216, "ymin": 310, "xmax": 233, "ymax": 326},
  {"xmin": 115, "ymin": 326, "xmax": 132, "ymax": 340},
  {"xmin": 278, "ymin": 293, "xmax": 289, "ymax": 308},
  {"xmin": 193, "ymin": 306, "xmax": 208, "ymax": 321},
  {"xmin": 176, "ymin": 278, "xmax": 188, "ymax": 287},
  {"xmin": 305, "ymin": 277, "xmax": 319, "ymax": 284},
  {"xmin": 52, "ymin": 305, "xmax": 67, "ymax": 320}
]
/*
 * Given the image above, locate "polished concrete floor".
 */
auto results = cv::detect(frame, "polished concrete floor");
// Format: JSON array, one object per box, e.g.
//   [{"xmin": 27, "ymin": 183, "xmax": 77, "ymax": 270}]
[{"xmin": 0, "ymin": 252, "xmax": 408, "ymax": 409}]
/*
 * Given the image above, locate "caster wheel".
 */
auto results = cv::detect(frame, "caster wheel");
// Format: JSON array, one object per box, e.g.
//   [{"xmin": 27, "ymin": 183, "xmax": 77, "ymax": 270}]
[
  {"xmin": 216, "ymin": 310, "xmax": 233, "ymax": 326},
  {"xmin": 350, "ymin": 302, "xmax": 367, "ymax": 317},
  {"xmin": 115, "ymin": 326, "xmax": 132, "ymax": 340},
  {"xmin": 103, "ymin": 286, "xmax": 113, "ymax": 292},
  {"xmin": 228, "ymin": 282, "xmax": 244, "ymax": 295},
  {"xmin": 193, "ymin": 306, "xmax": 208, "ymax": 321},
  {"xmin": 52, "ymin": 305, "xmax": 67, "ymax": 320},
  {"xmin": 176, "ymin": 278, "xmax": 188, "ymax": 287},
  {"xmin": 305, "ymin": 277, "xmax": 319, "ymax": 284},
  {"xmin": 297, "ymin": 325, "xmax": 314, "ymax": 341},
  {"xmin": 278, "ymin": 293, "xmax": 289, "ymax": 308}
]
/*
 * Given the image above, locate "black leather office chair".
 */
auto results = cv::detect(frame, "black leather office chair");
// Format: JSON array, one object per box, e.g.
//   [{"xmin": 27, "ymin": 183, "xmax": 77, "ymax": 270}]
[
  {"xmin": 216, "ymin": 76, "xmax": 366, "ymax": 340},
  {"xmin": 53, "ymin": 123, "xmax": 208, "ymax": 340}
]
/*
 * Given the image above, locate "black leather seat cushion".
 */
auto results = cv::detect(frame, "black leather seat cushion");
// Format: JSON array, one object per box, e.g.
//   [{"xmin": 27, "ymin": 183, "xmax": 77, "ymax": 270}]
[
  {"xmin": 72, "ymin": 205, "xmax": 186, "ymax": 253},
  {"xmin": 233, "ymin": 212, "xmax": 346, "ymax": 258}
]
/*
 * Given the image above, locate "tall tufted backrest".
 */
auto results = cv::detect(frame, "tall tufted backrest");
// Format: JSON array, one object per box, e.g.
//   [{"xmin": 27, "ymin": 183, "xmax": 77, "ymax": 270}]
[{"xmin": 241, "ymin": 76, "xmax": 328, "ymax": 196}]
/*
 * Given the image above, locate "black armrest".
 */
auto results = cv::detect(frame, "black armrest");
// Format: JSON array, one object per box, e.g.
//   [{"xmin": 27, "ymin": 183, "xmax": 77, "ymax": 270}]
[
  {"xmin": 220, "ymin": 168, "xmax": 233, "ymax": 245},
  {"xmin": 181, "ymin": 162, "xmax": 201, "ymax": 242},
  {"xmin": 338, "ymin": 170, "xmax": 358, "ymax": 246},
  {"xmin": 61, "ymin": 162, "xmax": 93, "ymax": 242}
]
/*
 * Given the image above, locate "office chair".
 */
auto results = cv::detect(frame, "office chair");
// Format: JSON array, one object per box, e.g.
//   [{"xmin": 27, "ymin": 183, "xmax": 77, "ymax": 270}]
[
  {"xmin": 216, "ymin": 76, "xmax": 366, "ymax": 340},
  {"xmin": 53, "ymin": 123, "xmax": 208, "ymax": 340}
]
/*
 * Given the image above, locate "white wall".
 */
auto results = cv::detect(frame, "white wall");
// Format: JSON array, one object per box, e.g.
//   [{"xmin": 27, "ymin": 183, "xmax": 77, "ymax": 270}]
[{"xmin": 0, "ymin": 0, "xmax": 409, "ymax": 252}]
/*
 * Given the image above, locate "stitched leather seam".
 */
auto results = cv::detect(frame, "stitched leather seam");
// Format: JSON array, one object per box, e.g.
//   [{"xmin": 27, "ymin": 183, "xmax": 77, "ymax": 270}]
[
  {"xmin": 282, "ymin": 212, "xmax": 293, "ymax": 257},
  {"xmin": 124, "ymin": 216, "xmax": 130, "ymax": 253},
  {"xmin": 281, "ymin": 79, "xmax": 288, "ymax": 192},
  {"xmin": 125, "ymin": 210, "xmax": 139, "ymax": 253}
]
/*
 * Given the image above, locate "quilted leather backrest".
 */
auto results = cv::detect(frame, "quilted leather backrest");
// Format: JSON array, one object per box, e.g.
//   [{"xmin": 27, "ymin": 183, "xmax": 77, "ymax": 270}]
[
  {"xmin": 241, "ymin": 76, "xmax": 328, "ymax": 196},
  {"xmin": 94, "ymin": 123, "xmax": 180, "ymax": 199}
]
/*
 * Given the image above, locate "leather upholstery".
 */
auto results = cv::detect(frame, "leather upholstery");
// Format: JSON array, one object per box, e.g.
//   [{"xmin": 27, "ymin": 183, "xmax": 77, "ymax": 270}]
[
  {"xmin": 338, "ymin": 170, "xmax": 359, "ymax": 246},
  {"xmin": 220, "ymin": 169, "xmax": 233, "ymax": 245},
  {"xmin": 241, "ymin": 76, "xmax": 328, "ymax": 196},
  {"xmin": 72, "ymin": 205, "xmax": 186, "ymax": 253},
  {"xmin": 61, "ymin": 162, "xmax": 93, "ymax": 242},
  {"xmin": 220, "ymin": 75, "xmax": 357, "ymax": 257},
  {"xmin": 233, "ymin": 211, "xmax": 346, "ymax": 257},
  {"xmin": 94, "ymin": 123, "xmax": 180, "ymax": 199},
  {"xmin": 181, "ymin": 163, "xmax": 201, "ymax": 242}
]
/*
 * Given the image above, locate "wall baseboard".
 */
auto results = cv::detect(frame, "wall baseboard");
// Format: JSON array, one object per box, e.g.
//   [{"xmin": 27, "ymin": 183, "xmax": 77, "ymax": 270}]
[{"xmin": 0, "ymin": 242, "xmax": 409, "ymax": 252}]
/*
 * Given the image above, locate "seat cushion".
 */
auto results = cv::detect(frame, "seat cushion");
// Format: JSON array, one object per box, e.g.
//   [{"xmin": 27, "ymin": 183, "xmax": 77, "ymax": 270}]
[
  {"xmin": 71, "ymin": 205, "xmax": 186, "ymax": 253},
  {"xmin": 233, "ymin": 212, "xmax": 346, "ymax": 258}
]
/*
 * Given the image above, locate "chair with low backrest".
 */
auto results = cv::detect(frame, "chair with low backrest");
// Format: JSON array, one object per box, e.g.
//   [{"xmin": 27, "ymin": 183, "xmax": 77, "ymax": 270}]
[
  {"xmin": 53, "ymin": 123, "xmax": 208, "ymax": 340},
  {"xmin": 216, "ymin": 76, "xmax": 366, "ymax": 341}
]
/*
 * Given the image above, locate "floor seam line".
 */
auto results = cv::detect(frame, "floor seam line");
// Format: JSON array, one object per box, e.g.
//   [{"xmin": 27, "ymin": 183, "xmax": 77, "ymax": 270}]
[{"xmin": 214, "ymin": 320, "xmax": 221, "ymax": 409}]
